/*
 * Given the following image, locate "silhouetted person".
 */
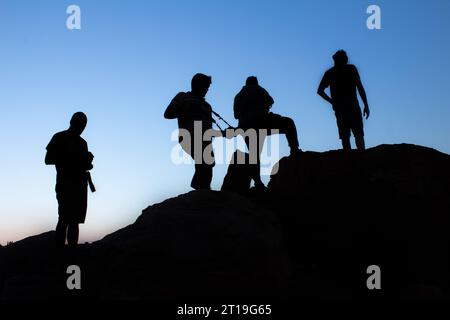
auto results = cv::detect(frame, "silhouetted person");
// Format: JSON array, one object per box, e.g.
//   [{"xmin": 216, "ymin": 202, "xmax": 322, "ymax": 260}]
[
  {"xmin": 234, "ymin": 76, "xmax": 300, "ymax": 189},
  {"xmin": 221, "ymin": 150, "xmax": 260, "ymax": 194},
  {"xmin": 318, "ymin": 50, "xmax": 370, "ymax": 150},
  {"xmin": 164, "ymin": 73, "xmax": 215, "ymax": 190},
  {"xmin": 45, "ymin": 112, "xmax": 94, "ymax": 250}
]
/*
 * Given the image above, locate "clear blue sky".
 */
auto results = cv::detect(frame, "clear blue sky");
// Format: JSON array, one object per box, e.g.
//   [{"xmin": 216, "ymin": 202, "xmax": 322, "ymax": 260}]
[{"xmin": 1, "ymin": 0, "xmax": 449, "ymax": 244}]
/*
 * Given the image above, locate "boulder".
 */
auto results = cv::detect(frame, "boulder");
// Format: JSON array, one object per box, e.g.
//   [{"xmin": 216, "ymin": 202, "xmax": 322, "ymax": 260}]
[
  {"xmin": 99, "ymin": 190, "xmax": 291, "ymax": 299},
  {"xmin": 1, "ymin": 144, "xmax": 449, "ymax": 300},
  {"xmin": 268, "ymin": 144, "xmax": 450, "ymax": 298}
]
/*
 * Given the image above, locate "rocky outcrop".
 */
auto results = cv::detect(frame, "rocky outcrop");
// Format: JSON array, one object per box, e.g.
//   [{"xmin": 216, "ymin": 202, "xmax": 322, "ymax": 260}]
[
  {"xmin": 1, "ymin": 144, "xmax": 449, "ymax": 300},
  {"xmin": 99, "ymin": 191, "xmax": 290, "ymax": 300},
  {"xmin": 0, "ymin": 191, "xmax": 290, "ymax": 300},
  {"xmin": 268, "ymin": 144, "xmax": 450, "ymax": 298}
]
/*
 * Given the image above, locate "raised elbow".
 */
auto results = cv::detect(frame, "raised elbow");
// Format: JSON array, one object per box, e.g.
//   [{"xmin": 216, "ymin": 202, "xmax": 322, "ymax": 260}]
[{"xmin": 164, "ymin": 110, "xmax": 175, "ymax": 119}]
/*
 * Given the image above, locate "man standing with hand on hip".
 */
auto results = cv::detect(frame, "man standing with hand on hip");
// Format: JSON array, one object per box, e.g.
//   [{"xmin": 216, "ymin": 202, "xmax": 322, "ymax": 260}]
[{"xmin": 318, "ymin": 50, "xmax": 370, "ymax": 150}]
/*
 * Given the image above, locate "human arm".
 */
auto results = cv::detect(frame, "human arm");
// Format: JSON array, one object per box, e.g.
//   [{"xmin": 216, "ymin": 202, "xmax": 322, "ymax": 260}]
[
  {"xmin": 85, "ymin": 151, "xmax": 94, "ymax": 170},
  {"xmin": 164, "ymin": 93, "xmax": 185, "ymax": 119},
  {"xmin": 262, "ymin": 87, "xmax": 274, "ymax": 112},
  {"xmin": 45, "ymin": 147, "xmax": 56, "ymax": 165},
  {"xmin": 317, "ymin": 72, "xmax": 334, "ymax": 105},
  {"xmin": 233, "ymin": 94, "xmax": 241, "ymax": 120},
  {"xmin": 45, "ymin": 135, "xmax": 60, "ymax": 165},
  {"xmin": 355, "ymin": 68, "xmax": 370, "ymax": 119}
]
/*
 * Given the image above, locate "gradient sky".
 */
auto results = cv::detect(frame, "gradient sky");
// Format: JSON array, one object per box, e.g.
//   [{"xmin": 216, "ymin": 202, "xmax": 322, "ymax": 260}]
[{"xmin": 1, "ymin": 0, "xmax": 450, "ymax": 245}]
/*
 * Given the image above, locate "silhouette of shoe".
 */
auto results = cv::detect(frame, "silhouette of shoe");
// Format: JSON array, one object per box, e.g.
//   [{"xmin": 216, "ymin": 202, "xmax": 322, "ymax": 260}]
[
  {"xmin": 191, "ymin": 183, "xmax": 211, "ymax": 191},
  {"xmin": 254, "ymin": 182, "xmax": 267, "ymax": 192}
]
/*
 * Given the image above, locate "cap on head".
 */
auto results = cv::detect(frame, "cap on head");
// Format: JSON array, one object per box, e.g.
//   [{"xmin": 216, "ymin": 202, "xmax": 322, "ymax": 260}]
[
  {"xmin": 191, "ymin": 73, "xmax": 212, "ymax": 93},
  {"xmin": 70, "ymin": 112, "xmax": 87, "ymax": 134},
  {"xmin": 245, "ymin": 76, "xmax": 258, "ymax": 86},
  {"xmin": 332, "ymin": 50, "xmax": 348, "ymax": 66}
]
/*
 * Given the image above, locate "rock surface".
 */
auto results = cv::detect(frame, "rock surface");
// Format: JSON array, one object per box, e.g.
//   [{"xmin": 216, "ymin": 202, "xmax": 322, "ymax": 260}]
[
  {"xmin": 1, "ymin": 144, "xmax": 449, "ymax": 300},
  {"xmin": 269, "ymin": 144, "xmax": 450, "ymax": 298},
  {"xmin": 0, "ymin": 191, "xmax": 290, "ymax": 300}
]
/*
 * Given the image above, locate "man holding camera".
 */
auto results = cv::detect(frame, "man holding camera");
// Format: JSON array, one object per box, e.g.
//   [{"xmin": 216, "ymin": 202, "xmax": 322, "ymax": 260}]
[
  {"xmin": 164, "ymin": 73, "xmax": 216, "ymax": 190},
  {"xmin": 45, "ymin": 112, "xmax": 95, "ymax": 250}
]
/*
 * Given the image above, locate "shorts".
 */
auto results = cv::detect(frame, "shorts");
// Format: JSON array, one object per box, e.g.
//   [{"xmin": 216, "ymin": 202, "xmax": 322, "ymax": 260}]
[
  {"xmin": 334, "ymin": 107, "xmax": 364, "ymax": 139},
  {"xmin": 56, "ymin": 182, "xmax": 88, "ymax": 224}
]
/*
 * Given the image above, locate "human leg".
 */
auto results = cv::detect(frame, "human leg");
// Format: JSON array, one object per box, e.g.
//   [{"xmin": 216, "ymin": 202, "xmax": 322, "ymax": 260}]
[
  {"xmin": 341, "ymin": 138, "xmax": 351, "ymax": 150},
  {"xmin": 265, "ymin": 113, "xmax": 300, "ymax": 154},
  {"xmin": 191, "ymin": 163, "xmax": 213, "ymax": 190},
  {"xmin": 192, "ymin": 139, "xmax": 215, "ymax": 190},
  {"xmin": 335, "ymin": 111, "xmax": 351, "ymax": 150},
  {"xmin": 67, "ymin": 224, "xmax": 79, "ymax": 247},
  {"xmin": 355, "ymin": 134, "xmax": 365, "ymax": 150},
  {"xmin": 56, "ymin": 217, "xmax": 68, "ymax": 248},
  {"xmin": 351, "ymin": 107, "xmax": 365, "ymax": 151},
  {"xmin": 56, "ymin": 192, "xmax": 69, "ymax": 248},
  {"xmin": 244, "ymin": 134, "xmax": 265, "ymax": 188},
  {"xmin": 180, "ymin": 132, "xmax": 214, "ymax": 190}
]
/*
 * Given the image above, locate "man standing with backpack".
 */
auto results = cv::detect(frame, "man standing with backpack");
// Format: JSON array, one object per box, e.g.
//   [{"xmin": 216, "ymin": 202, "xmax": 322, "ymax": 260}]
[{"xmin": 234, "ymin": 76, "xmax": 300, "ymax": 189}]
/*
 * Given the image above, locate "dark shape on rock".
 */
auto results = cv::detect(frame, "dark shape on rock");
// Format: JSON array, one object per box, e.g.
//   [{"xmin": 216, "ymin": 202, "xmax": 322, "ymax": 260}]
[
  {"xmin": 234, "ymin": 76, "xmax": 300, "ymax": 188},
  {"xmin": 1, "ymin": 144, "xmax": 450, "ymax": 300},
  {"xmin": 0, "ymin": 191, "xmax": 290, "ymax": 300},
  {"xmin": 164, "ymin": 73, "xmax": 216, "ymax": 190},
  {"xmin": 317, "ymin": 50, "xmax": 370, "ymax": 150},
  {"xmin": 45, "ymin": 112, "xmax": 95, "ymax": 250},
  {"xmin": 269, "ymin": 144, "xmax": 450, "ymax": 298},
  {"xmin": 221, "ymin": 150, "xmax": 260, "ymax": 193}
]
